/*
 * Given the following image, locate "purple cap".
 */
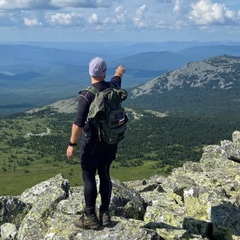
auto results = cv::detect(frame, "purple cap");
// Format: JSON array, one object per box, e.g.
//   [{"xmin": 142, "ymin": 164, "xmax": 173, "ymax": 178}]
[{"xmin": 89, "ymin": 57, "xmax": 107, "ymax": 77}]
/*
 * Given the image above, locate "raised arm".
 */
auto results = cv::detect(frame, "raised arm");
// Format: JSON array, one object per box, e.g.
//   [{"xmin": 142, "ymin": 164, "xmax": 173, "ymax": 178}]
[{"xmin": 114, "ymin": 65, "xmax": 126, "ymax": 78}]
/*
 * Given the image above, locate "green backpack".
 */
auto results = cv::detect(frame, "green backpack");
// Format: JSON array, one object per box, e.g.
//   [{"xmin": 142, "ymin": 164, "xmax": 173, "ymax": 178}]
[{"xmin": 86, "ymin": 83, "xmax": 128, "ymax": 144}]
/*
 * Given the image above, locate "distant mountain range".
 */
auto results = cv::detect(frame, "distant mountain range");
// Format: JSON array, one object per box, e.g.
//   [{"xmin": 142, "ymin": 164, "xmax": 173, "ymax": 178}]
[
  {"xmin": 19, "ymin": 55, "xmax": 240, "ymax": 118},
  {"xmin": 1, "ymin": 42, "xmax": 240, "ymax": 71},
  {"xmin": 10, "ymin": 40, "xmax": 240, "ymax": 54},
  {"xmin": 0, "ymin": 41, "xmax": 240, "ymax": 116}
]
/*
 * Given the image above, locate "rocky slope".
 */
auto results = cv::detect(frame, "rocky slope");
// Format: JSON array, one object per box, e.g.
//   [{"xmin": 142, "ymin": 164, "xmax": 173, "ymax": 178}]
[
  {"xmin": 1, "ymin": 131, "xmax": 240, "ymax": 240},
  {"xmin": 25, "ymin": 98, "xmax": 168, "ymax": 119},
  {"xmin": 131, "ymin": 55, "xmax": 240, "ymax": 97}
]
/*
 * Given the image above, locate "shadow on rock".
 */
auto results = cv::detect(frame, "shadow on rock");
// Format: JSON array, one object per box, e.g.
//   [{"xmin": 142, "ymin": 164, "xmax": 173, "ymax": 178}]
[{"xmin": 211, "ymin": 202, "xmax": 240, "ymax": 240}]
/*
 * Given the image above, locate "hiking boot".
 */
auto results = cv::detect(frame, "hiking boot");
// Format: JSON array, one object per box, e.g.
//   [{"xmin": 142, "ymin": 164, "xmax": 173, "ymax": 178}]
[
  {"xmin": 74, "ymin": 213, "xmax": 100, "ymax": 230},
  {"xmin": 99, "ymin": 210, "xmax": 111, "ymax": 226}
]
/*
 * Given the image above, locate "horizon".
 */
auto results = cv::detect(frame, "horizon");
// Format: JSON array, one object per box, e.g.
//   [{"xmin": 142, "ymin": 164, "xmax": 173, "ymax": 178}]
[
  {"xmin": 0, "ymin": 0, "xmax": 239, "ymax": 43},
  {"xmin": 1, "ymin": 40, "xmax": 240, "ymax": 44}
]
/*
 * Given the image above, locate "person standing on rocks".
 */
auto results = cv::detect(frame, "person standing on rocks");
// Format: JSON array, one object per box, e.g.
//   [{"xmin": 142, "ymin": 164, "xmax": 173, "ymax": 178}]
[{"xmin": 66, "ymin": 57, "xmax": 126, "ymax": 229}]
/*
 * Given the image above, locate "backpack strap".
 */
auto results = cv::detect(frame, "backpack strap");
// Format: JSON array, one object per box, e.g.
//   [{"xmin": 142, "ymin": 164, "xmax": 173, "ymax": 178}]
[
  {"xmin": 84, "ymin": 86, "xmax": 102, "ymax": 145},
  {"xmin": 85, "ymin": 82, "xmax": 114, "ymax": 96},
  {"xmin": 85, "ymin": 86, "xmax": 100, "ymax": 96},
  {"xmin": 84, "ymin": 82, "xmax": 118, "ymax": 97}
]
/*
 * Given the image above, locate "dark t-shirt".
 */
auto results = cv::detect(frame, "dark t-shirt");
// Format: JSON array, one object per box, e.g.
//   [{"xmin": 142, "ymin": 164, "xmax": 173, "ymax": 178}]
[{"xmin": 74, "ymin": 76, "xmax": 122, "ymax": 137}]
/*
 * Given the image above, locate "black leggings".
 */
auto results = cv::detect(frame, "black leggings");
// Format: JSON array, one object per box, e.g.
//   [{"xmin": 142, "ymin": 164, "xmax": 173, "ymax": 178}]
[
  {"xmin": 81, "ymin": 138, "xmax": 117, "ymax": 215},
  {"xmin": 82, "ymin": 164, "xmax": 112, "ymax": 215}
]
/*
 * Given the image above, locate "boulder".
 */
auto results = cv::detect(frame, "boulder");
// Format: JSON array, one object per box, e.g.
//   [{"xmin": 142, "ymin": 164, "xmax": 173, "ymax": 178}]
[{"xmin": 0, "ymin": 131, "xmax": 240, "ymax": 239}]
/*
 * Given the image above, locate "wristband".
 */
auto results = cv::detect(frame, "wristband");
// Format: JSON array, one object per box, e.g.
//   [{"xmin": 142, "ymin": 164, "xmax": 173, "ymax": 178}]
[{"xmin": 68, "ymin": 140, "xmax": 77, "ymax": 147}]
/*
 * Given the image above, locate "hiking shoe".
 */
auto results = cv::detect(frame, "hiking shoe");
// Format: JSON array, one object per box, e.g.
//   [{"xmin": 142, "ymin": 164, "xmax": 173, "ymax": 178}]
[
  {"xmin": 74, "ymin": 213, "xmax": 100, "ymax": 230},
  {"xmin": 99, "ymin": 210, "xmax": 111, "ymax": 226}
]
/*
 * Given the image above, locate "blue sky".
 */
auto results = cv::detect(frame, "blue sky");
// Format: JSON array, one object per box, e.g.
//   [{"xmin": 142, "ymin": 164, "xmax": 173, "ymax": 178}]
[{"xmin": 0, "ymin": 0, "xmax": 240, "ymax": 42}]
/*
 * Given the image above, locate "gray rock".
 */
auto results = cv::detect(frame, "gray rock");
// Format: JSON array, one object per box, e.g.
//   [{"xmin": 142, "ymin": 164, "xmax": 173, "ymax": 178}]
[
  {"xmin": 0, "ymin": 223, "xmax": 17, "ymax": 240},
  {"xmin": 0, "ymin": 196, "xmax": 30, "ymax": 227},
  {"xmin": 1, "ymin": 131, "xmax": 240, "ymax": 239}
]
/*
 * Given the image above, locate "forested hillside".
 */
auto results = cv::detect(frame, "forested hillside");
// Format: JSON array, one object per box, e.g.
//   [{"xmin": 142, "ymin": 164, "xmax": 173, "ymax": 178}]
[
  {"xmin": 1, "ymin": 108, "xmax": 240, "ymax": 195},
  {"xmin": 129, "ymin": 55, "xmax": 240, "ymax": 115}
]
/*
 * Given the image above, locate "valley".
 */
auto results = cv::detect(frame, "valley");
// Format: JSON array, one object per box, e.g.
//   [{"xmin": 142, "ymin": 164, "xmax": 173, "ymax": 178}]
[
  {"xmin": 1, "ymin": 107, "xmax": 240, "ymax": 195},
  {"xmin": 1, "ymin": 41, "xmax": 240, "ymax": 116},
  {"xmin": 1, "ymin": 41, "xmax": 240, "ymax": 196}
]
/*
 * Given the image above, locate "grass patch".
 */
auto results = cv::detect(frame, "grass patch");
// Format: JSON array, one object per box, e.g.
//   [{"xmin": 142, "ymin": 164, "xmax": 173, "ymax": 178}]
[
  {"xmin": 0, "ymin": 160, "xmax": 166, "ymax": 196},
  {"xmin": 110, "ymin": 161, "xmax": 166, "ymax": 182}
]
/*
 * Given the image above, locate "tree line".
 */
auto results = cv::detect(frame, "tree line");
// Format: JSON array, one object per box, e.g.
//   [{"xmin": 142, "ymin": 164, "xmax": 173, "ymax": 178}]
[{"xmin": 1, "ymin": 109, "xmax": 240, "ymax": 175}]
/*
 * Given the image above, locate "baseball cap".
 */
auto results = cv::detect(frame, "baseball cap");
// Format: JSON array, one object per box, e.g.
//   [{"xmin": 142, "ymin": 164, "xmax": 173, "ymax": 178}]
[{"xmin": 89, "ymin": 57, "xmax": 107, "ymax": 77}]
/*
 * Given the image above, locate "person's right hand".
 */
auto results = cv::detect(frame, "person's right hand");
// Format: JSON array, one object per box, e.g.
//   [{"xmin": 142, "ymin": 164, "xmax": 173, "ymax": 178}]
[
  {"xmin": 115, "ymin": 65, "xmax": 126, "ymax": 77},
  {"xmin": 66, "ymin": 146, "xmax": 75, "ymax": 159}
]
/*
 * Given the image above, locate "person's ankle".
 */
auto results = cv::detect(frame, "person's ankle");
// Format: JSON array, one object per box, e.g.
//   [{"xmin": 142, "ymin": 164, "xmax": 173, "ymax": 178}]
[
  {"xmin": 99, "ymin": 206, "xmax": 108, "ymax": 214},
  {"xmin": 85, "ymin": 207, "xmax": 96, "ymax": 216}
]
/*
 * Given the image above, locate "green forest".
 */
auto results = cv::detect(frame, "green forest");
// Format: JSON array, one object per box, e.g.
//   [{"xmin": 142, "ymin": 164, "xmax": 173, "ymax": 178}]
[{"xmin": 1, "ymin": 108, "xmax": 240, "ymax": 196}]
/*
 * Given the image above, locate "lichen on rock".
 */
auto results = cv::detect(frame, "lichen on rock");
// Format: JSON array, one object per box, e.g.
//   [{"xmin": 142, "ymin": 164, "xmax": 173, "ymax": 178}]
[{"xmin": 0, "ymin": 131, "xmax": 240, "ymax": 239}]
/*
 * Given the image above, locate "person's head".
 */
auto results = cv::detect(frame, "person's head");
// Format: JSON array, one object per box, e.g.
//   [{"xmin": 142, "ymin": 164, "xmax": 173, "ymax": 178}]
[{"xmin": 89, "ymin": 57, "xmax": 107, "ymax": 81}]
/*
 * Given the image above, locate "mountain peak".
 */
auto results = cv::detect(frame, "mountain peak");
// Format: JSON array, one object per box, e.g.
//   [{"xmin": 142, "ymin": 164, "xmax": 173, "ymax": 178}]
[{"xmin": 131, "ymin": 55, "xmax": 240, "ymax": 97}]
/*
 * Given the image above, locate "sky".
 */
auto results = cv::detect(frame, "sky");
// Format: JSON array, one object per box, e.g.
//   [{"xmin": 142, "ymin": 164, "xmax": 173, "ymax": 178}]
[{"xmin": 0, "ymin": 0, "xmax": 240, "ymax": 43}]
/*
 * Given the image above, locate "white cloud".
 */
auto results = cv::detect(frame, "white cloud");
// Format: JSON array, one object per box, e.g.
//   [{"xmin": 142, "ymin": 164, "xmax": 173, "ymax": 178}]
[
  {"xmin": 173, "ymin": 0, "xmax": 188, "ymax": 17},
  {"xmin": 0, "ymin": 0, "xmax": 112, "ymax": 10},
  {"xmin": 24, "ymin": 18, "xmax": 42, "ymax": 26},
  {"xmin": 189, "ymin": 0, "xmax": 237, "ymax": 25},
  {"xmin": 133, "ymin": 4, "xmax": 148, "ymax": 28},
  {"xmin": 46, "ymin": 12, "xmax": 84, "ymax": 26},
  {"xmin": 0, "ymin": 0, "xmax": 240, "ymax": 41},
  {"xmin": 0, "ymin": 0, "xmax": 53, "ymax": 10},
  {"xmin": 136, "ymin": 4, "xmax": 147, "ymax": 18},
  {"xmin": 51, "ymin": 0, "xmax": 112, "ymax": 9},
  {"xmin": 114, "ymin": 6, "xmax": 127, "ymax": 23},
  {"xmin": 115, "ymin": 5, "xmax": 123, "ymax": 13},
  {"xmin": 88, "ymin": 13, "xmax": 99, "ymax": 25}
]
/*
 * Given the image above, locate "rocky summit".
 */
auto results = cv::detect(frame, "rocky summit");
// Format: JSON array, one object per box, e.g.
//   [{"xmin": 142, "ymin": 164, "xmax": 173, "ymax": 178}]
[
  {"xmin": 1, "ymin": 131, "xmax": 240, "ymax": 240},
  {"xmin": 131, "ymin": 55, "xmax": 240, "ymax": 97}
]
